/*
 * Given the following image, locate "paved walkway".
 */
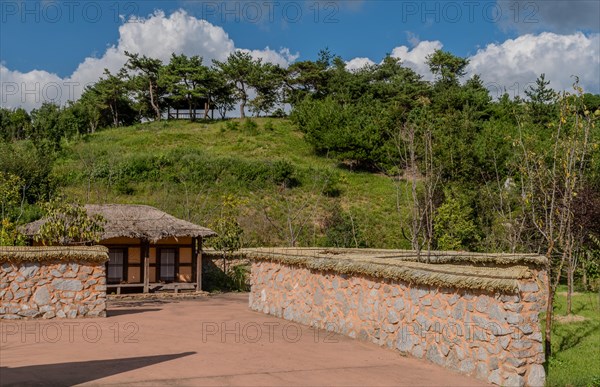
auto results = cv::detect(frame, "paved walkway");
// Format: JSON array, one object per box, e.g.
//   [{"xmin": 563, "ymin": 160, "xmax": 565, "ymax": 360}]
[{"xmin": 1, "ymin": 293, "xmax": 487, "ymax": 386}]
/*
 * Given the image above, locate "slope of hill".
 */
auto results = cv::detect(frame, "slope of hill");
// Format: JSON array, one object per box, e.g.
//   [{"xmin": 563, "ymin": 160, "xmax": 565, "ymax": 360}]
[{"xmin": 53, "ymin": 118, "xmax": 411, "ymax": 248}]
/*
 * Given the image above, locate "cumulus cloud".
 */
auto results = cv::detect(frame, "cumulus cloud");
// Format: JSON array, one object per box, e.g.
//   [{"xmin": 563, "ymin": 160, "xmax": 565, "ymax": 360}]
[
  {"xmin": 345, "ymin": 40, "xmax": 442, "ymax": 78},
  {"xmin": 240, "ymin": 47, "xmax": 300, "ymax": 67},
  {"xmin": 345, "ymin": 57, "xmax": 376, "ymax": 71},
  {"xmin": 468, "ymin": 32, "xmax": 600, "ymax": 98},
  {"xmin": 1, "ymin": 10, "xmax": 298, "ymax": 111},
  {"xmin": 344, "ymin": 33, "xmax": 599, "ymax": 97},
  {"xmin": 390, "ymin": 40, "xmax": 443, "ymax": 81}
]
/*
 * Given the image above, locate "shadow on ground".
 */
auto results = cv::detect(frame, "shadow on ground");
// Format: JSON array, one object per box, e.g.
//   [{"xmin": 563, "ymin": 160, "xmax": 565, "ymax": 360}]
[
  {"xmin": 107, "ymin": 308, "xmax": 163, "ymax": 317},
  {"xmin": 0, "ymin": 352, "xmax": 195, "ymax": 386}
]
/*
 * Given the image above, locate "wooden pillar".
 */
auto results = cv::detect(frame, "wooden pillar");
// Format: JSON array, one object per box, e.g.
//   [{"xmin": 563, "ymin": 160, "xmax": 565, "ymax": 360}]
[
  {"xmin": 196, "ymin": 237, "xmax": 203, "ymax": 292},
  {"xmin": 143, "ymin": 239, "xmax": 150, "ymax": 293}
]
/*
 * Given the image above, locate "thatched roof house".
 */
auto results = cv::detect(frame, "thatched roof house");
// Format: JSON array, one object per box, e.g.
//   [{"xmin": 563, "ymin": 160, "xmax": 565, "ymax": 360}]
[
  {"xmin": 22, "ymin": 204, "xmax": 216, "ymax": 242},
  {"xmin": 23, "ymin": 204, "xmax": 216, "ymax": 294}
]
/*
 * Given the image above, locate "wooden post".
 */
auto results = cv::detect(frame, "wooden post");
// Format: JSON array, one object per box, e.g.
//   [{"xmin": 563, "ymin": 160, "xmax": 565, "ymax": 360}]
[
  {"xmin": 196, "ymin": 237, "xmax": 203, "ymax": 292},
  {"xmin": 143, "ymin": 240, "xmax": 150, "ymax": 293}
]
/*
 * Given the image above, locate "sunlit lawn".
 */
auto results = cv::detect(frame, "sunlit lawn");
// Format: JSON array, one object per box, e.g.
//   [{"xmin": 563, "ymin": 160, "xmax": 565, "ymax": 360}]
[{"xmin": 544, "ymin": 285, "xmax": 600, "ymax": 386}]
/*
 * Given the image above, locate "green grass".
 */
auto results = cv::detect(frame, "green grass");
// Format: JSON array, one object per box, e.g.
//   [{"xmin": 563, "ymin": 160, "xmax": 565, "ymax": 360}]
[
  {"xmin": 545, "ymin": 286, "xmax": 600, "ymax": 387},
  {"xmin": 53, "ymin": 118, "xmax": 412, "ymax": 248}
]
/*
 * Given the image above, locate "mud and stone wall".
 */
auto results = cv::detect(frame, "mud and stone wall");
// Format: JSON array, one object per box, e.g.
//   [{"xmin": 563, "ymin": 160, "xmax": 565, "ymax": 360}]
[
  {"xmin": 248, "ymin": 250, "xmax": 547, "ymax": 387},
  {"xmin": 0, "ymin": 247, "xmax": 108, "ymax": 319}
]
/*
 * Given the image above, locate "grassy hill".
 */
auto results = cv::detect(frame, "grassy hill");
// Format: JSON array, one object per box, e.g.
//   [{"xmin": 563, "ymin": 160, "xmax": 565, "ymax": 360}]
[{"xmin": 53, "ymin": 118, "xmax": 412, "ymax": 248}]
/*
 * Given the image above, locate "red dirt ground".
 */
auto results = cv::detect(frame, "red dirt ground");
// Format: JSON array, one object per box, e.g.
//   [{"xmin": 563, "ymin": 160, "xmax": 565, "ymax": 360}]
[{"xmin": 0, "ymin": 293, "xmax": 487, "ymax": 386}]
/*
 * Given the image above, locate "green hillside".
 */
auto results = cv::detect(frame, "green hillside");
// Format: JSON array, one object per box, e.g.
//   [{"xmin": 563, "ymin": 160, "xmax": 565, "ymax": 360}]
[{"xmin": 52, "ymin": 118, "xmax": 411, "ymax": 248}]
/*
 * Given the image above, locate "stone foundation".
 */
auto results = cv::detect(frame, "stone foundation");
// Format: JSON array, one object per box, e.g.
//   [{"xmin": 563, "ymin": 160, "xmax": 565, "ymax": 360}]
[
  {"xmin": 248, "ymin": 250, "xmax": 547, "ymax": 386},
  {"xmin": 0, "ymin": 247, "xmax": 108, "ymax": 319}
]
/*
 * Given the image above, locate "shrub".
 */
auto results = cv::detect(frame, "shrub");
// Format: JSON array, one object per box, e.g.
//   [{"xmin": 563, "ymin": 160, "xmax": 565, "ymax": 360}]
[
  {"xmin": 272, "ymin": 160, "xmax": 299, "ymax": 188},
  {"xmin": 434, "ymin": 187, "xmax": 480, "ymax": 250},
  {"xmin": 241, "ymin": 119, "xmax": 258, "ymax": 134},
  {"xmin": 0, "ymin": 218, "xmax": 25, "ymax": 246},
  {"xmin": 224, "ymin": 121, "xmax": 239, "ymax": 131},
  {"xmin": 264, "ymin": 120, "xmax": 275, "ymax": 131},
  {"xmin": 323, "ymin": 204, "xmax": 364, "ymax": 248}
]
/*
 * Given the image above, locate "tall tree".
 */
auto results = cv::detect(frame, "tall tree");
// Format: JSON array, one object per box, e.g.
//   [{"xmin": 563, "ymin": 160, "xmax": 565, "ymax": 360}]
[
  {"xmin": 214, "ymin": 51, "xmax": 261, "ymax": 118},
  {"xmin": 249, "ymin": 62, "xmax": 285, "ymax": 116},
  {"xmin": 125, "ymin": 51, "xmax": 165, "ymax": 121},
  {"xmin": 161, "ymin": 54, "xmax": 210, "ymax": 121},
  {"xmin": 426, "ymin": 49, "xmax": 469, "ymax": 86},
  {"xmin": 208, "ymin": 67, "xmax": 236, "ymax": 119},
  {"xmin": 517, "ymin": 83, "xmax": 595, "ymax": 361},
  {"xmin": 525, "ymin": 74, "xmax": 558, "ymax": 125},
  {"xmin": 284, "ymin": 49, "xmax": 333, "ymax": 105},
  {"xmin": 30, "ymin": 102, "xmax": 63, "ymax": 150},
  {"xmin": 86, "ymin": 69, "xmax": 136, "ymax": 128}
]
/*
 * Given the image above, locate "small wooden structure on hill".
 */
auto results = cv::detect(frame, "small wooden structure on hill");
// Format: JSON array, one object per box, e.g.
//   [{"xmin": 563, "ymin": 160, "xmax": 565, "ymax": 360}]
[{"xmin": 164, "ymin": 96, "xmax": 214, "ymax": 120}]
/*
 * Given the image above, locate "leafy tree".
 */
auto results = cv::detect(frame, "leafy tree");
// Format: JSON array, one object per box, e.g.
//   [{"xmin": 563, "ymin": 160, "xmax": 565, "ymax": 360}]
[
  {"xmin": 209, "ymin": 196, "xmax": 244, "ymax": 271},
  {"xmin": 30, "ymin": 102, "xmax": 63, "ymax": 150},
  {"xmin": 434, "ymin": 187, "xmax": 480, "ymax": 250},
  {"xmin": 285, "ymin": 49, "xmax": 333, "ymax": 105},
  {"xmin": 125, "ymin": 51, "xmax": 165, "ymax": 121},
  {"xmin": 249, "ymin": 62, "xmax": 285, "ymax": 116},
  {"xmin": 0, "ymin": 141, "xmax": 55, "ymax": 204},
  {"xmin": 0, "ymin": 172, "xmax": 23, "ymax": 219},
  {"xmin": 525, "ymin": 74, "xmax": 558, "ymax": 124},
  {"xmin": 214, "ymin": 51, "xmax": 261, "ymax": 119},
  {"xmin": 160, "ymin": 54, "xmax": 210, "ymax": 121},
  {"xmin": 209, "ymin": 68, "xmax": 236, "ymax": 119},
  {"xmin": 85, "ymin": 69, "xmax": 137, "ymax": 128},
  {"xmin": 71, "ymin": 91, "xmax": 103, "ymax": 133},
  {"xmin": 426, "ymin": 49, "xmax": 469, "ymax": 86},
  {"xmin": 517, "ymin": 83, "xmax": 596, "ymax": 360},
  {"xmin": 34, "ymin": 198, "xmax": 106, "ymax": 245},
  {"xmin": 0, "ymin": 218, "xmax": 25, "ymax": 246},
  {"xmin": 323, "ymin": 203, "xmax": 363, "ymax": 248},
  {"xmin": 0, "ymin": 108, "xmax": 31, "ymax": 141}
]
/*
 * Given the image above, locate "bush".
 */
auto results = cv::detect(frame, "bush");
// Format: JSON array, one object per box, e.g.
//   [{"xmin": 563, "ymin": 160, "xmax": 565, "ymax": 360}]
[
  {"xmin": 113, "ymin": 179, "xmax": 135, "ymax": 195},
  {"xmin": 434, "ymin": 187, "xmax": 480, "ymax": 250},
  {"xmin": 321, "ymin": 172, "xmax": 345, "ymax": 197},
  {"xmin": 323, "ymin": 204, "xmax": 364, "ymax": 248},
  {"xmin": 271, "ymin": 108, "xmax": 287, "ymax": 118},
  {"xmin": 0, "ymin": 218, "xmax": 25, "ymax": 246},
  {"xmin": 224, "ymin": 121, "xmax": 239, "ymax": 131},
  {"xmin": 264, "ymin": 120, "xmax": 275, "ymax": 131},
  {"xmin": 272, "ymin": 160, "xmax": 299, "ymax": 188},
  {"xmin": 241, "ymin": 119, "xmax": 258, "ymax": 134}
]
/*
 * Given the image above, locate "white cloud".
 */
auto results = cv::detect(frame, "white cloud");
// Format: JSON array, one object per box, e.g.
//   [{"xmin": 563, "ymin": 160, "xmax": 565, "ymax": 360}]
[
  {"xmin": 345, "ymin": 40, "xmax": 441, "ymax": 79},
  {"xmin": 390, "ymin": 40, "xmax": 443, "ymax": 81},
  {"xmin": 344, "ymin": 33, "xmax": 599, "ymax": 98},
  {"xmin": 240, "ymin": 47, "xmax": 300, "ymax": 67},
  {"xmin": 345, "ymin": 57, "xmax": 375, "ymax": 71},
  {"xmin": 1, "ymin": 10, "xmax": 297, "ymax": 111},
  {"xmin": 468, "ymin": 32, "xmax": 600, "ymax": 98},
  {"xmin": 1, "ymin": 66, "xmax": 66, "ymax": 111}
]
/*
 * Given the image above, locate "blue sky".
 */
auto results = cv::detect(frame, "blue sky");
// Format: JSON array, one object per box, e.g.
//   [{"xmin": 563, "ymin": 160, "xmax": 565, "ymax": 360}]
[{"xmin": 1, "ymin": 1, "xmax": 599, "ymax": 110}]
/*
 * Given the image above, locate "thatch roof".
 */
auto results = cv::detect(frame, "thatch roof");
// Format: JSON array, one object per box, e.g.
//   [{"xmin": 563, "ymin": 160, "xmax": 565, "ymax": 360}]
[
  {"xmin": 22, "ymin": 204, "xmax": 216, "ymax": 243},
  {"xmin": 0, "ymin": 246, "xmax": 109, "ymax": 263},
  {"xmin": 243, "ymin": 248, "xmax": 546, "ymax": 293}
]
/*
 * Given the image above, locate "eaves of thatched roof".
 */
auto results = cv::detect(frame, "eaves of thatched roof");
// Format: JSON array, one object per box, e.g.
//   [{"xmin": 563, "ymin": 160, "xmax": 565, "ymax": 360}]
[{"xmin": 22, "ymin": 204, "xmax": 216, "ymax": 243}]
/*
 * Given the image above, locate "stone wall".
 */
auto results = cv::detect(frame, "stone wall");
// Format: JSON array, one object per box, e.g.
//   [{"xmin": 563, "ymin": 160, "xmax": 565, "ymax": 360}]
[
  {"xmin": 0, "ymin": 247, "xmax": 108, "ymax": 319},
  {"xmin": 248, "ymin": 252, "xmax": 547, "ymax": 387}
]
